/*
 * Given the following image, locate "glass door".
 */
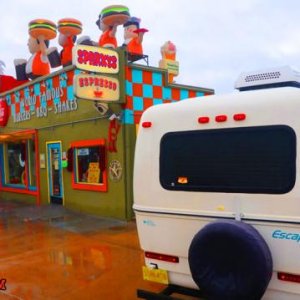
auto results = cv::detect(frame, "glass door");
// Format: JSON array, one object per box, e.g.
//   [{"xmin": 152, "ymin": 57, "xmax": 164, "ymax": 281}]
[{"xmin": 47, "ymin": 142, "xmax": 63, "ymax": 205}]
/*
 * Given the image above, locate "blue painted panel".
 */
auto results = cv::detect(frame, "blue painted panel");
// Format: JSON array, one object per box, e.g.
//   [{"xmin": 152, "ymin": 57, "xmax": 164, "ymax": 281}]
[
  {"xmin": 132, "ymin": 69, "xmax": 143, "ymax": 83},
  {"xmin": 126, "ymin": 81, "xmax": 133, "ymax": 96},
  {"xmin": 180, "ymin": 89, "xmax": 189, "ymax": 100},
  {"xmin": 133, "ymin": 96, "xmax": 144, "ymax": 111},
  {"xmin": 143, "ymin": 84, "xmax": 153, "ymax": 98},
  {"xmin": 152, "ymin": 72, "xmax": 163, "ymax": 86}
]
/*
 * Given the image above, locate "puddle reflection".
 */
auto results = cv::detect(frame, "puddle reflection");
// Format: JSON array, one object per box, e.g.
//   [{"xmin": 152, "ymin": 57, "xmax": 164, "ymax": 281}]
[{"xmin": 48, "ymin": 245, "xmax": 112, "ymax": 281}]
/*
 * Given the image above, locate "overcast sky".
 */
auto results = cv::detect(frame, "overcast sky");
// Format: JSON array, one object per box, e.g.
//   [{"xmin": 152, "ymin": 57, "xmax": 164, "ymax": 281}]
[{"xmin": 1, "ymin": 0, "xmax": 300, "ymax": 94}]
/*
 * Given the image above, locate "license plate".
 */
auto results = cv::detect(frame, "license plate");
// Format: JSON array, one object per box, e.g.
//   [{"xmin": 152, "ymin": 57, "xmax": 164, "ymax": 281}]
[{"xmin": 142, "ymin": 266, "xmax": 169, "ymax": 284}]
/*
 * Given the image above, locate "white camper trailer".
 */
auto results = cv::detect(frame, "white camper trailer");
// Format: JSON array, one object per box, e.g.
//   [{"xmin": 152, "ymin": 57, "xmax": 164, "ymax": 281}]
[{"xmin": 134, "ymin": 66, "xmax": 300, "ymax": 300}]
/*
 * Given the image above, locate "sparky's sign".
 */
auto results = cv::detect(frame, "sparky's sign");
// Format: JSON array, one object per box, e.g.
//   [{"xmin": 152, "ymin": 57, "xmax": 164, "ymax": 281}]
[
  {"xmin": 72, "ymin": 45, "xmax": 119, "ymax": 74},
  {"xmin": 74, "ymin": 74, "xmax": 120, "ymax": 102}
]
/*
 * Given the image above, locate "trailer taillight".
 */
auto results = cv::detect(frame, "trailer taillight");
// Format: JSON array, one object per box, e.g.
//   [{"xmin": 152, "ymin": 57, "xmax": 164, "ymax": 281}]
[
  {"xmin": 278, "ymin": 272, "xmax": 300, "ymax": 283},
  {"xmin": 233, "ymin": 113, "xmax": 246, "ymax": 121},
  {"xmin": 145, "ymin": 251, "xmax": 179, "ymax": 263},
  {"xmin": 215, "ymin": 115, "xmax": 227, "ymax": 122},
  {"xmin": 198, "ymin": 117, "xmax": 210, "ymax": 124},
  {"xmin": 142, "ymin": 122, "xmax": 152, "ymax": 128}
]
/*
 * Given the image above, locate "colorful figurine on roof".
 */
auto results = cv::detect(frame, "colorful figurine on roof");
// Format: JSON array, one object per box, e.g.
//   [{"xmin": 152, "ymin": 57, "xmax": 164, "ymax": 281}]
[
  {"xmin": 96, "ymin": 5, "xmax": 130, "ymax": 48},
  {"xmin": 96, "ymin": 17, "xmax": 118, "ymax": 48},
  {"xmin": 58, "ymin": 18, "xmax": 82, "ymax": 66},
  {"xmin": 14, "ymin": 19, "xmax": 60, "ymax": 81},
  {"xmin": 0, "ymin": 60, "xmax": 28, "ymax": 93},
  {"xmin": 161, "ymin": 41, "xmax": 176, "ymax": 61},
  {"xmin": 123, "ymin": 17, "xmax": 148, "ymax": 56},
  {"xmin": 0, "ymin": 60, "xmax": 4, "ymax": 75},
  {"xmin": 0, "ymin": 60, "xmax": 12, "ymax": 93},
  {"xmin": 159, "ymin": 41, "xmax": 179, "ymax": 83}
]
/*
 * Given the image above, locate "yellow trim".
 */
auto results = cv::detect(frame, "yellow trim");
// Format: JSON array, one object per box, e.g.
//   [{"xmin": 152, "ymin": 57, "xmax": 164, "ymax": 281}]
[
  {"xmin": 21, "ymin": 171, "xmax": 26, "ymax": 185},
  {"xmin": 75, "ymin": 148, "xmax": 79, "ymax": 182},
  {"xmin": 46, "ymin": 141, "xmax": 65, "ymax": 206},
  {"xmin": 3, "ymin": 143, "xmax": 9, "ymax": 184},
  {"xmin": 75, "ymin": 182, "xmax": 103, "ymax": 186},
  {"xmin": 28, "ymin": 139, "xmax": 37, "ymax": 187},
  {"xmin": 27, "ymin": 140, "xmax": 32, "ymax": 185}
]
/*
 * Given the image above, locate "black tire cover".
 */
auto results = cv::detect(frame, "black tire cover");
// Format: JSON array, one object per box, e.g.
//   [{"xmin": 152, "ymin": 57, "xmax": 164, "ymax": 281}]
[{"xmin": 188, "ymin": 220, "xmax": 273, "ymax": 300}]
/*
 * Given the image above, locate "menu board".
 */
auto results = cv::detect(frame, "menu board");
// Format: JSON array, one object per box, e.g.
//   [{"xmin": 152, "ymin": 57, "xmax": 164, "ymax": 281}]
[{"xmin": 87, "ymin": 162, "xmax": 100, "ymax": 184}]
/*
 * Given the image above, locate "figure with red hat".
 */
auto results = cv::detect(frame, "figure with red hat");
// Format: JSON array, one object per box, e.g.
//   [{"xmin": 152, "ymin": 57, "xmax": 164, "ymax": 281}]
[{"xmin": 122, "ymin": 17, "xmax": 148, "ymax": 55}]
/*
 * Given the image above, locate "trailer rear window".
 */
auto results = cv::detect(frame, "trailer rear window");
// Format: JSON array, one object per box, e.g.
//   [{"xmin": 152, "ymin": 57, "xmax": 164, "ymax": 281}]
[{"xmin": 160, "ymin": 125, "xmax": 296, "ymax": 194}]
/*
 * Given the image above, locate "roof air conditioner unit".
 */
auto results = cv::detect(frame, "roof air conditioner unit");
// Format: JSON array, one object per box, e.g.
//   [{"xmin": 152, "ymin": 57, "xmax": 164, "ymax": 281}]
[{"xmin": 235, "ymin": 66, "xmax": 300, "ymax": 91}]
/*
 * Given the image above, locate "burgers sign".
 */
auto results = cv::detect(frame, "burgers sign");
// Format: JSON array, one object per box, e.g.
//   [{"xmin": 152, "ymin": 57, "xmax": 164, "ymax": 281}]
[{"xmin": 0, "ymin": 98, "xmax": 9, "ymax": 127}]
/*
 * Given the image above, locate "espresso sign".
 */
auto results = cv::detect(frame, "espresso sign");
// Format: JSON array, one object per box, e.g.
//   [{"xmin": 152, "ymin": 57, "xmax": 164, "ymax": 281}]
[
  {"xmin": 72, "ymin": 45, "xmax": 119, "ymax": 74},
  {"xmin": 74, "ymin": 74, "xmax": 120, "ymax": 102}
]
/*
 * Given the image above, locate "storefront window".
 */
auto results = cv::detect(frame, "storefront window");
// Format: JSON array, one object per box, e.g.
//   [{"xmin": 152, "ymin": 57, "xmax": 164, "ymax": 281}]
[
  {"xmin": 71, "ymin": 139, "xmax": 107, "ymax": 192},
  {"xmin": 0, "ymin": 134, "xmax": 37, "ymax": 191},
  {"xmin": 7, "ymin": 142, "xmax": 26, "ymax": 185},
  {"xmin": 76, "ymin": 146, "xmax": 102, "ymax": 184}
]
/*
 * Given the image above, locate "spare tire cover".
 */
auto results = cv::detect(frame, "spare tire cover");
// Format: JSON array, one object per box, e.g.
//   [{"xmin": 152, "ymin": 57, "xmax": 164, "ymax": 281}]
[{"xmin": 188, "ymin": 220, "xmax": 273, "ymax": 300}]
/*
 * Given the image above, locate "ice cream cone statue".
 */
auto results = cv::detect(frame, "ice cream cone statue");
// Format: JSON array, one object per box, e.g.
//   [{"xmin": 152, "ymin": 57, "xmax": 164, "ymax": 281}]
[
  {"xmin": 123, "ymin": 17, "xmax": 148, "ymax": 56},
  {"xmin": 159, "ymin": 41, "xmax": 179, "ymax": 83},
  {"xmin": 58, "ymin": 18, "xmax": 82, "ymax": 66},
  {"xmin": 96, "ymin": 5, "xmax": 130, "ymax": 48},
  {"xmin": 161, "ymin": 41, "xmax": 176, "ymax": 60},
  {"xmin": 14, "ymin": 19, "xmax": 60, "ymax": 80}
]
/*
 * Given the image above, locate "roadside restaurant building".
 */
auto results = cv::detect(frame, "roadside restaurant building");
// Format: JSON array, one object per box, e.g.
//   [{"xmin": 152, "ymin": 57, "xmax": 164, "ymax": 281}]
[{"xmin": 0, "ymin": 46, "xmax": 214, "ymax": 220}]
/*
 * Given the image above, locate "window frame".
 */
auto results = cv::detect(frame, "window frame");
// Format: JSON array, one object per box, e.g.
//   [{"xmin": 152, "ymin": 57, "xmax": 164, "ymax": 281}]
[
  {"xmin": 6, "ymin": 141, "xmax": 27, "ymax": 187},
  {"xmin": 71, "ymin": 139, "xmax": 107, "ymax": 192},
  {"xmin": 0, "ymin": 129, "xmax": 38, "ymax": 195}
]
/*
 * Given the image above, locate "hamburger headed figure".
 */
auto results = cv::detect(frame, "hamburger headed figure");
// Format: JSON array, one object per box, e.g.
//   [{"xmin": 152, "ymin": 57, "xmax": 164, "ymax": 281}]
[
  {"xmin": 123, "ymin": 17, "xmax": 146, "ymax": 55},
  {"xmin": 96, "ymin": 5, "xmax": 130, "ymax": 48},
  {"xmin": 58, "ymin": 18, "xmax": 82, "ymax": 66},
  {"xmin": 26, "ymin": 36, "xmax": 50, "ymax": 78},
  {"xmin": 96, "ymin": 15, "xmax": 118, "ymax": 48},
  {"xmin": 14, "ymin": 19, "xmax": 58, "ymax": 80},
  {"xmin": 14, "ymin": 36, "xmax": 51, "ymax": 81},
  {"xmin": 58, "ymin": 34, "xmax": 76, "ymax": 66}
]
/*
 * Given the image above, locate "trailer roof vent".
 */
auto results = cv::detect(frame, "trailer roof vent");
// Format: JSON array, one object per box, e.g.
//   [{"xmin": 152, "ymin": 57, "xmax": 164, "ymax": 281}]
[{"xmin": 235, "ymin": 66, "xmax": 300, "ymax": 91}]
